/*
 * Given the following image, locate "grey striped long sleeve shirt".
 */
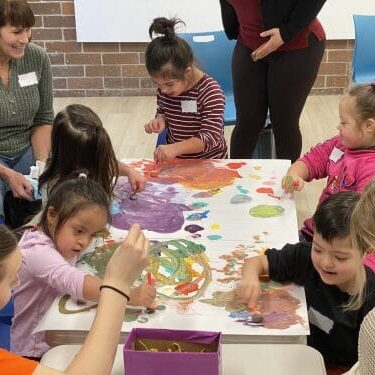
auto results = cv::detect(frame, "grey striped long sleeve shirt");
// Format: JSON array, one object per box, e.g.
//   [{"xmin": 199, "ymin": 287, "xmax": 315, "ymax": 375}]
[{"xmin": 0, "ymin": 43, "xmax": 54, "ymax": 156}]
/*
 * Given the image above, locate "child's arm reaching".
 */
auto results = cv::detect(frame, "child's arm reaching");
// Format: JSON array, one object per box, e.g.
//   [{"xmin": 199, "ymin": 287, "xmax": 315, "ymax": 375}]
[
  {"xmin": 118, "ymin": 163, "xmax": 146, "ymax": 193},
  {"xmin": 82, "ymin": 274, "xmax": 156, "ymax": 309},
  {"xmin": 281, "ymin": 160, "xmax": 309, "ymax": 193},
  {"xmin": 144, "ymin": 114, "xmax": 166, "ymax": 134},
  {"xmin": 153, "ymin": 137, "xmax": 204, "ymax": 163},
  {"xmin": 236, "ymin": 255, "xmax": 269, "ymax": 308}
]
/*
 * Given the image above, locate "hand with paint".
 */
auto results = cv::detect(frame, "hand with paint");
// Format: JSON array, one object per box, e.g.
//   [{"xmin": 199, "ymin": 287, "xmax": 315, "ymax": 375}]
[
  {"xmin": 281, "ymin": 160, "xmax": 309, "ymax": 193},
  {"xmin": 126, "ymin": 167, "xmax": 146, "ymax": 193},
  {"xmin": 144, "ymin": 114, "xmax": 166, "ymax": 134},
  {"xmin": 128, "ymin": 281, "xmax": 157, "ymax": 309},
  {"xmin": 281, "ymin": 174, "xmax": 304, "ymax": 193},
  {"xmin": 154, "ymin": 143, "xmax": 179, "ymax": 163},
  {"xmin": 236, "ymin": 274, "xmax": 261, "ymax": 309},
  {"xmin": 236, "ymin": 255, "xmax": 269, "ymax": 308}
]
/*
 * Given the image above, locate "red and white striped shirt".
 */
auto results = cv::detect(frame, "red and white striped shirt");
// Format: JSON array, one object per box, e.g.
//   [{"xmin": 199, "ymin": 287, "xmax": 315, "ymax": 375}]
[{"xmin": 156, "ymin": 74, "xmax": 228, "ymax": 159}]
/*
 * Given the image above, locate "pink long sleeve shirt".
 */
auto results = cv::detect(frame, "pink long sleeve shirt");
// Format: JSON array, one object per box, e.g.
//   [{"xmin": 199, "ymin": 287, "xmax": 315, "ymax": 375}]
[
  {"xmin": 299, "ymin": 135, "xmax": 375, "ymax": 271},
  {"xmin": 11, "ymin": 229, "xmax": 86, "ymax": 358}
]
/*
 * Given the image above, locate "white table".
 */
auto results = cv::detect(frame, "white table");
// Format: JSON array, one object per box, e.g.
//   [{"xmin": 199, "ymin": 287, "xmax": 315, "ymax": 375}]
[
  {"xmin": 36, "ymin": 159, "xmax": 307, "ymax": 346},
  {"xmin": 41, "ymin": 344, "xmax": 326, "ymax": 375}
]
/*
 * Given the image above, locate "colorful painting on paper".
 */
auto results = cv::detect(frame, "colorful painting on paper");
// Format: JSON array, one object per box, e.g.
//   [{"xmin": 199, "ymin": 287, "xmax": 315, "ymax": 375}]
[
  {"xmin": 34, "ymin": 159, "xmax": 307, "ymax": 340},
  {"xmin": 110, "ymin": 159, "xmax": 299, "ymax": 242}
]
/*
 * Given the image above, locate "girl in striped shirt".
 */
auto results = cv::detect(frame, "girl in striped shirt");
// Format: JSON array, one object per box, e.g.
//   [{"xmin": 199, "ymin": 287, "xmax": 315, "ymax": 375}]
[{"xmin": 144, "ymin": 17, "xmax": 228, "ymax": 162}]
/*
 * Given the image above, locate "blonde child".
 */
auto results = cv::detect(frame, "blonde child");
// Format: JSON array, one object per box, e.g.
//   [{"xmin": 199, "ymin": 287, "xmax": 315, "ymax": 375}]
[
  {"xmin": 237, "ymin": 191, "xmax": 375, "ymax": 370},
  {"xmin": 10, "ymin": 176, "xmax": 156, "ymax": 359},
  {"xmin": 39, "ymin": 104, "xmax": 145, "ymax": 203},
  {"xmin": 144, "ymin": 17, "xmax": 228, "ymax": 162},
  {"xmin": 282, "ymin": 84, "xmax": 375, "ymax": 245},
  {"xmin": 343, "ymin": 179, "xmax": 375, "ymax": 375},
  {"xmin": 0, "ymin": 224, "xmax": 149, "ymax": 375}
]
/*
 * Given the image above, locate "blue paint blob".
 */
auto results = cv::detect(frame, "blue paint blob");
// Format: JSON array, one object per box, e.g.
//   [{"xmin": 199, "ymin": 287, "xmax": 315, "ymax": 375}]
[
  {"xmin": 207, "ymin": 234, "xmax": 222, "ymax": 241},
  {"xmin": 190, "ymin": 201, "xmax": 208, "ymax": 209},
  {"xmin": 236, "ymin": 185, "xmax": 250, "ymax": 194},
  {"xmin": 186, "ymin": 210, "xmax": 209, "ymax": 221}
]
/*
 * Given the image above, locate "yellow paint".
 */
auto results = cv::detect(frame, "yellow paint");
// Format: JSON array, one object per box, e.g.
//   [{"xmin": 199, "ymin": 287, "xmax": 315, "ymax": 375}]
[
  {"xmin": 210, "ymin": 224, "xmax": 221, "ymax": 230},
  {"xmin": 249, "ymin": 174, "xmax": 262, "ymax": 180}
]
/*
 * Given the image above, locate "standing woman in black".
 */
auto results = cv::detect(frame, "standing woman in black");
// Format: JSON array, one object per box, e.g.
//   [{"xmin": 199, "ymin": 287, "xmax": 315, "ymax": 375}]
[{"xmin": 220, "ymin": 0, "xmax": 326, "ymax": 161}]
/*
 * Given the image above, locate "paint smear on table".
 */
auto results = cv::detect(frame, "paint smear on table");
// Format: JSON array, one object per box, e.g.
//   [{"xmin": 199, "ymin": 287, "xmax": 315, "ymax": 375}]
[
  {"xmin": 249, "ymin": 205, "xmax": 285, "ymax": 218},
  {"xmin": 111, "ymin": 179, "xmax": 190, "ymax": 233},
  {"xmin": 130, "ymin": 159, "xmax": 241, "ymax": 190}
]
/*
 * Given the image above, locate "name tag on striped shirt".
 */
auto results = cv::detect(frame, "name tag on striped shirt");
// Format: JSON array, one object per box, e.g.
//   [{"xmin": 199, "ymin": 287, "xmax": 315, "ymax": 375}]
[
  {"xmin": 18, "ymin": 71, "xmax": 38, "ymax": 87},
  {"xmin": 181, "ymin": 100, "xmax": 197, "ymax": 113}
]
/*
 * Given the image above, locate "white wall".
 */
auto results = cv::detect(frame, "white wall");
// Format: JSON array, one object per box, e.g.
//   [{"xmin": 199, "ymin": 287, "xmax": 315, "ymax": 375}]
[{"xmin": 75, "ymin": 0, "xmax": 375, "ymax": 42}]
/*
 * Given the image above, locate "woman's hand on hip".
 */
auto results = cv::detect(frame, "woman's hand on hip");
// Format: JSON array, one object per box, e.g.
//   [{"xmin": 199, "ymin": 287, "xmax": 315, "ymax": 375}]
[{"xmin": 251, "ymin": 28, "xmax": 284, "ymax": 61}]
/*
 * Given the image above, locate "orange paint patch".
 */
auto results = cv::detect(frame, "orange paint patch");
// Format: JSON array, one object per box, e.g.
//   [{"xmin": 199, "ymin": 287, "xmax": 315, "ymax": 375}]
[
  {"xmin": 132, "ymin": 159, "xmax": 242, "ymax": 190},
  {"xmin": 226, "ymin": 162, "xmax": 246, "ymax": 169},
  {"xmin": 256, "ymin": 187, "xmax": 274, "ymax": 194}
]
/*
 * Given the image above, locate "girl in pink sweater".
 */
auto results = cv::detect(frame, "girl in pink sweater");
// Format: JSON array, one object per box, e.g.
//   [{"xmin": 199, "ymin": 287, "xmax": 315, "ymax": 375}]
[
  {"xmin": 282, "ymin": 83, "xmax": 375, "ymax": 271},
  {"xmin": 11, "ymin": 176, "xmax": 156, "ymax": 359}
]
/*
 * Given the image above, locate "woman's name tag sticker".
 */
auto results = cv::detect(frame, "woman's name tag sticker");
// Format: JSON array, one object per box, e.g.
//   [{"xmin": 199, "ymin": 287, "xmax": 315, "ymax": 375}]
[{"xmin": 18, "ymin": 72, "xmax": 38, "ymax": 87}]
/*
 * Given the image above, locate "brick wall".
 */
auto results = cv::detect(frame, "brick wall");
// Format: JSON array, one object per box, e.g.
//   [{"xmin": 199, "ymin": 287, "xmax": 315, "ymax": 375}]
[{"xmin": 29, "ymin": 0, "xmax": 353, "ymax": 97}]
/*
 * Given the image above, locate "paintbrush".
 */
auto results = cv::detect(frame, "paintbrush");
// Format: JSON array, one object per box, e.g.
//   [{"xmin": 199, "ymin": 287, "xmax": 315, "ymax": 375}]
[
  {"xmin": 250, "ymin": 307, "xmax": 263, "ymax": 323},
  {"xmin": 129, "ymin": 181, "xmax": 140, "ymax": 201}
]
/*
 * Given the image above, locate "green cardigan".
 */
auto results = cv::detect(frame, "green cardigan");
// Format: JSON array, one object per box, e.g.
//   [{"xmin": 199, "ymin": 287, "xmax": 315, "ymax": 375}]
[{"xmin": 0, "ymin": 43, "xmax": 54, "ymax": 156}]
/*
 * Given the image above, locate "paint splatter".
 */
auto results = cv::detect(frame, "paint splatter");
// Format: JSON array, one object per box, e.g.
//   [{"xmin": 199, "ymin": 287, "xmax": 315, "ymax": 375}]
[
  {"xmin": 200, "ymin": 287, "xmax": 304, "ymax": 330},
  {"xmin": 226, "ymin": 162, "xmax": 246, "ymax": 169},
  {"xmin": 249, "ymin": 205, "xmax": 285, "ymax": 218},
  {"xmin": 192, "ymin": 189, "xmax": 222, "ymax": 198},
  {"xmin": 207, "ymin": 234, "xmax": 222, "ymax": 241},
  {"xmin": 184, "ymin": 224, "xmax": 204, "ymax": 233},
  {"xmin": 186, "ymin": 210, "xmax": 209, "ymax": 221},
  {"xmin": 130, "ymin": 159, "xmax": 241, "ymax": 191},
  {"xmin": 237, "ymin": 186, "xmax": 249, "ymax": 194},
  {"xmin": 230, "ymin": 195, "xmax": 252, "ymax": 204},
  {"xmin": 256, "ymin": 187, "xmax": 274, "ymax": 194},
  {"xmin": 249, "ymin": 174, "xmax": 262, "ymax": 180},
  {"xmin": 111, "ymin": 179, "xmax": 190, "ymax": 233},
  {"xmin": 190, "ymin": 202, "xmax": 208, "ymax": 210},
  {"xmin": 210, "ymin": 224, "xmax": 221, "ymax": 230},
  {"xmin": 263, "ymin": 180, "xmax": 276, "ymax": 186}
]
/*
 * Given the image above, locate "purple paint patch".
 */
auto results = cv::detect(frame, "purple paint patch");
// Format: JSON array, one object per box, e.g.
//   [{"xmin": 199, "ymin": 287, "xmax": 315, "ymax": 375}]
[
  {"xmin": 111, "ymin": 179, "xmax": 190, "ymax": 233},
  {"xmin": 184, "ymin": 224, "xmax": 204, "ymax": 233}
]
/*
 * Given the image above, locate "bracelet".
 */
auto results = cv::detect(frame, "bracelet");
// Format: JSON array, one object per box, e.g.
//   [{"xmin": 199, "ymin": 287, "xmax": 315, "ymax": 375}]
[{"xmin": 99, "ymin": 285, "xmax": 130, "ymax": 302}]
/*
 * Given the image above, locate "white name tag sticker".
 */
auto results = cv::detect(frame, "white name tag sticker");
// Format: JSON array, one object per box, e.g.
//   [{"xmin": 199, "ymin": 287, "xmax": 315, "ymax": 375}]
[
  {"xmin": 181, "ymin": 100, "xmax": 197, "ymax": 113},
  {"xmin": 18, "ymin": 71, "xmax": 38, "ymax": 87},
  {"xmin": 329, "ymin": 147, "xmax": 344, "ymax": 162}
]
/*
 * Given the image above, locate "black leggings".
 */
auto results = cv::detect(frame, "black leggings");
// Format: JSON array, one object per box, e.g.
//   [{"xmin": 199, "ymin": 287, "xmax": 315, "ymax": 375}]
[{"xmin": 230, "ymin": 37, "xmax": 325, "ymax": 161}]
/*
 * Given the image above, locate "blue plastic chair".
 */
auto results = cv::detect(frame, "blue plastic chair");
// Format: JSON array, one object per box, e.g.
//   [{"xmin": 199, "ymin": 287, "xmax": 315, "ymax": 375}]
[
  {"xmin": 352, "ymin": 15, "xmax": 375, "ymax": 84},
  {"xmin": 179, "ymin": 31, "xmax": 236, "ymax": 126}
]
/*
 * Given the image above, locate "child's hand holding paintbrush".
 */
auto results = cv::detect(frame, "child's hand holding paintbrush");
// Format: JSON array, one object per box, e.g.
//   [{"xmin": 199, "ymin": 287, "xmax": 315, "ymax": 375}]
[
  {"xmin": 236, "ymin": 256, "xmax": 267, "ymax": 323},
  {"xmin": 128, "ymin": 274, "xmax": 157, "ymax": 310},
  {"xmin": 251, "ymin": 28, "xmax": 284, "ymax": 62}
]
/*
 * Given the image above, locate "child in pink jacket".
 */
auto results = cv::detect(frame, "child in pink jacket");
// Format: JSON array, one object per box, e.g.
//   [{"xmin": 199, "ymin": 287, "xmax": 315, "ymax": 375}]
[{"xmin": 282, "ymin": 83, "xmax": 375, "ymax": 270}]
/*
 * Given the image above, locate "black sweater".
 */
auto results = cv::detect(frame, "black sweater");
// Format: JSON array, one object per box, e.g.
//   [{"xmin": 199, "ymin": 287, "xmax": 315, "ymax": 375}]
[{"xmin": 266, "ymin": 241, "xmax": 375, "ymax": 367}]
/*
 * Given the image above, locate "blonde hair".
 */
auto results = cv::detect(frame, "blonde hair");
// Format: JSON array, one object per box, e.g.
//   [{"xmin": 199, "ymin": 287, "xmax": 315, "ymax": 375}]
[
  {"xmin": 347, "ymin": 84, "xmax": 375, "ymax": 127},
  {"xmin": 348, "ymin": 179, "xmax": 375, "ymax": 310}
]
